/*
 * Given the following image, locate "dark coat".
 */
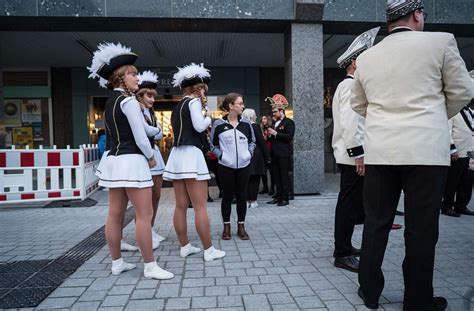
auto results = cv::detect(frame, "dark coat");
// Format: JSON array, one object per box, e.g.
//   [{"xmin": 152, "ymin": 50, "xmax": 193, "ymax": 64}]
[
  {"xmin": 249, "ymin": 123, "xmax": 270, "ymax": 175},
  {"xmin": 268, "ymin": 117, "xmax": 295, "ymax": 158}
]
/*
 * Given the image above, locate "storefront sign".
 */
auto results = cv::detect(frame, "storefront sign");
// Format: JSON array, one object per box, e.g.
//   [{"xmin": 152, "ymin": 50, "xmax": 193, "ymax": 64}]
[{"xmin": 156, "ymin": 71, "xmax": 177, "ymax": 88}]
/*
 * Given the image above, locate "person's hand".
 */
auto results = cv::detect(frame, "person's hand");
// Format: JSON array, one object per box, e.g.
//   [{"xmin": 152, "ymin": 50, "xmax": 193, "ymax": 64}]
[
  {"xmin": 355, "ymin": 157, "xmax": 365, "ymax": 176},
  {"xmin": 267, "ymin": 128, "xmax": 277, "ymax": 136},
  {"xmin": 148, "ymin": 157, "xmax": 157, "ymax": 168},
  {"xmin": 451, "ymin": 152, "xmax": 459, "ymax": 161},
  {"xmin": 204, "ymin": 109, "xmax": 212, "ymax": 118},
  {"xmin": 469, "ymin": 158, "xmax": 474, "ymax": 170}
]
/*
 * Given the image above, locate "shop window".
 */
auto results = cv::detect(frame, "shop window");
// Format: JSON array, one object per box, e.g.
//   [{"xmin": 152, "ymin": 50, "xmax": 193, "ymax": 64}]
[
  {"xmin": 4, "ymin": 98, "xmax": 50, "ymax": 148},
  {"xmin": 88, "ymin": 97, "xmax": 107, "ymax": 144}
]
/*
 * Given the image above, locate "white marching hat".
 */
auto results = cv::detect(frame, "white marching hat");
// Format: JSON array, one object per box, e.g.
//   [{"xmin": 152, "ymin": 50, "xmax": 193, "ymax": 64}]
[
  {"xmin": 337, "ymin": 27, "xmax": 380, "ymax": 69},
  {"xmin": 138, "ymin": 70, "xmax": 159, "ymax": 90},
  {"xmin": 87, "ymin": 42, "xmax": 138, "ymax": 88},
  {"xmin": 172, "ymin": 63, "xmax": 211, "ymax": 89},
  {"xmin": 386, "ymin": 0, "xmax": 424, "ymax": 22}
]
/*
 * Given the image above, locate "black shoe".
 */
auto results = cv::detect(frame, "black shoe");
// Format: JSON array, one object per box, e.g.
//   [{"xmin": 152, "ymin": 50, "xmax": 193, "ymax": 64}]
[
  {"xmin": 351, "ymin": 247, "xmax": 361, "ymax": 256},
  {"xmin": 267, "ymin": 199, "xmax": 279, "ymax": 204},
  {"xmin": 395, "ymin": 210, "xmax": 404, "ymax": 216},
  {"xmin": 268, "ymin": 190, "xmax": 274, "ymax": 196},
  {"xmin": 454, "ymin": 207, "xmax": 474, "ymax": 216},
  {"xmin": 403, "ymin": 297, "xmax": 447, "ymax": 311},
  {"xmin": 277, "ymin": 200, "xmax": 289, "ymax": 206},
  {"xmin": 334, "ymin": 255, "xmax": 359, "ymax": 273},
  {"xmin": 358, "ymin": 288, "xmax": 379, "ymax": 309},
  {"xmin": 259, "ymin": 189, "xmax": 268, "ymax": 194},
  {"xmin": 207, "ymin": 196, "xmax": 214, "ymax": 202},
  {"xmin": 441, "ymin": 208, "xmax": 461, "ymax": 217}
]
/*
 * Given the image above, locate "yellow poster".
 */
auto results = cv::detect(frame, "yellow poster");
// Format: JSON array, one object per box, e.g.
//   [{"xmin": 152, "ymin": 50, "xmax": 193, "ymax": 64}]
[{"xmin": 12, "ymin": 127, "xmax": 33, "ymax": 148}]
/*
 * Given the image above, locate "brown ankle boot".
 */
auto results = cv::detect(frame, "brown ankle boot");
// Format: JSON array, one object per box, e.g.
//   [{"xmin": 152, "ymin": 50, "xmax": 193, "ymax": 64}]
[
  {"xmin": 222, "ymin": 223, "xmax": 231, "ymax": 240},
  {"xmin": 237, "ymin": 223, "xmax": 249, "ymax": 240}
]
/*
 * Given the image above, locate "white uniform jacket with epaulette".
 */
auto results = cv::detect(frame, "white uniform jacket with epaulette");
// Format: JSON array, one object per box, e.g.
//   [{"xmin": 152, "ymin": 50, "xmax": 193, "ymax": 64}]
[
  {"xmin": 332, "ymin": 75, "xmax": 365, "ymax": 166},
  {"xmin": 449, "ymin": 108, "xmax": 474, "ymax": 158},
  {"xmin": 351, "ymin": 29, "xmax": 474, "ymax": 166}
]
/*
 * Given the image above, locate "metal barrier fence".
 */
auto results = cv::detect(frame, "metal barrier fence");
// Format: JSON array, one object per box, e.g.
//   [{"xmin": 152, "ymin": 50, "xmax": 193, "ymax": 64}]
[{"xmin": 0, "ymin": 145, "xmax": 100, "ymax": 204}]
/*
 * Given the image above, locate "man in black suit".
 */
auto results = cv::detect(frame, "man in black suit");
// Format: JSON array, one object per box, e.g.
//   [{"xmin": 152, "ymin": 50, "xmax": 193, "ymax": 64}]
[{"xmin": 266, "ymin": 94, "xmax": 295, "ymax": 206}]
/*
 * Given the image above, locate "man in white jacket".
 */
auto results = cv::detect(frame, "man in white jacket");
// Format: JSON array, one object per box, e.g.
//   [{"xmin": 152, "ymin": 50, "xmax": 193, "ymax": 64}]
[
  {"xmin": 442, "ymin": 107, "xmax": 474, "ymax": 217},
  {"xmin": 351, "ymin": 1, "xmax": 474, "ymax": 310},
  {"xmin": 331, "ymin": 27, "xmax": 379, "ymax": 274}
]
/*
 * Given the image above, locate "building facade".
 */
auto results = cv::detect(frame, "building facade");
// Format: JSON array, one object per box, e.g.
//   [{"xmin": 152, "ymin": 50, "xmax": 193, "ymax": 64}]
[{"xmin": 1, "ymin": 0, "xmax": 473, "ymax": 194}]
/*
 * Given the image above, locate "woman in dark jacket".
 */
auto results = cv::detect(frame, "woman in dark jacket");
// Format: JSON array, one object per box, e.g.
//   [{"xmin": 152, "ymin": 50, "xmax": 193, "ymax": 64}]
[{"xmin": 242, "ymin": 109, "xmax": 270, "ymax": 208}]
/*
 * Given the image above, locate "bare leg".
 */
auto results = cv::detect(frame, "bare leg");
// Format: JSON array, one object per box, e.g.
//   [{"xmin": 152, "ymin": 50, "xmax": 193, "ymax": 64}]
[
  {"xmin": 106, "ymin": 188, "xmax": 128, "ymax": 260},
  {"xmin": 126, "ymin": 187, "xmax": 154, "ymax": 262},
  {"xmin": 173, "ymin": 180, "xmax": 191, "ymax": 246},
  {"xmin": 185, "ymin": 179, "xmax": 212, "ymax": 249},
  {"xmin": 151, "ymin": 175, "xmax": 163, "ymax": 227}
]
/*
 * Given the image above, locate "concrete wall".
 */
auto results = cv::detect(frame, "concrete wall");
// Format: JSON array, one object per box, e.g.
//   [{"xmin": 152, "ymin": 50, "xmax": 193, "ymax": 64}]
[
  {"xmin": 3, "ymin": 0, "xmax": 473, "ymax": 24},
  {"xmin": 323, "ymin": 0, "xmax": 474, "ymax": 24},
  {"xmin": 1, "ymin": 0, "xmax": 294, "ymax": 19}
]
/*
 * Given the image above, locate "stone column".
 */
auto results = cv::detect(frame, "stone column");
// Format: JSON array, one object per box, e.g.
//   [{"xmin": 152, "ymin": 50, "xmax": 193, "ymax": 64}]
[{"xmin": 285, "ymin": 21, "xmax": 325, "ymax": 194}]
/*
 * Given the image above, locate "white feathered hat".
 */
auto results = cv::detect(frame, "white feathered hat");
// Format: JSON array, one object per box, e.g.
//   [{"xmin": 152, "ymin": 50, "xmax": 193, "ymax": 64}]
[
  {"xmin": 337, "ymin": 27, "xmax": 380, "ymax": 69},
  {"xmin": 138, "ymin": 70, "xmax": 159, "ymax": 90},
  {"xmin": 87, "ymin": 42, "xmax": 138, "ymax": 88},
  {"xmin": 172, "ymin": 63, "xmax": 211, "ymax": 89},
  {"xmin": 386, "ymin": 0, "xmax": 424, "ymax": 22}
]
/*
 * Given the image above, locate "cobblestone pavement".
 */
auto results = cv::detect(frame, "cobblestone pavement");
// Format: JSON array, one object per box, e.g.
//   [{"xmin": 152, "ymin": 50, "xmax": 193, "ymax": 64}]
[
  {"xmin": 0, "ymin": 191, "xmax": 109, "ymax": 263},
  {"xmin": 1, "ymin": 178, "xmax": 474, "ymax": 310}
]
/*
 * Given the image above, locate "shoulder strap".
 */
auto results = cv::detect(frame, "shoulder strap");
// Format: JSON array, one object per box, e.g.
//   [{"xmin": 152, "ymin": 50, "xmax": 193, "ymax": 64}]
[{"xmin": 460, "ymin": 107, "xmax": 473, "ymax": 131}]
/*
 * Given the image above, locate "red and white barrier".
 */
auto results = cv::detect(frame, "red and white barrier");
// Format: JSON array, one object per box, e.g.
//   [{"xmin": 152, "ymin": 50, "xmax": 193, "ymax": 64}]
[{"xmin": 0, "ymin": 144, "xmax": 100, "ymax": 205}]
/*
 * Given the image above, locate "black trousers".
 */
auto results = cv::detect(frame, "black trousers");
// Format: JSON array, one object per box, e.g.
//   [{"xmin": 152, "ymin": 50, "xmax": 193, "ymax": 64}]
[
  {"xmin": 218, "ymin": 164, "xmax": 251, "ymax": 223},
  {"xmin": 271, "ymin": 156, "xmax": 290, "ymax": 201},
  {"xmin": 248, "ymin": 175, "xmax": 260, "ymax": 201},
  {"xmin": 359, "ymin": 165, "xmax": 447, "ymax": 310},
  {"xmin": 334, "ymin": 164, "xmax": 364, "ymax": 258},
  {"xmin": 442, "ymin": 157, "xmax": 472, "ymax": 212},
  {"xmin": 260, "ymin": 171, "xmax": 269, "ymax": 192}
]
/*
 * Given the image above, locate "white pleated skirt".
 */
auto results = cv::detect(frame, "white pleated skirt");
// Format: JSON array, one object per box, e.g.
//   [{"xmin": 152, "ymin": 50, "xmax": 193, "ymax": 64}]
[
  {"xmin": 150, "ymin": 148, "xmax": 165, "ymax": 176},
  {"xmin": 163, "ymin": 145, "xmax": 210, "ymax": 181},
  {"xmin": 96, "ymin": 151, "xmax": 153, "ymax": 188}
]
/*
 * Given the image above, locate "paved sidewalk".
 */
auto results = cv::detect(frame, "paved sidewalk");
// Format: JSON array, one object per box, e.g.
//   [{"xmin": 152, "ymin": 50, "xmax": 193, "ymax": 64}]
[
  {"xmin": 0, "ymin": 191, "xmax": 109, "ymax": 263},
  {"xmin": 1, "ymin": 177, "xmax": 473, "ymax": 310}
]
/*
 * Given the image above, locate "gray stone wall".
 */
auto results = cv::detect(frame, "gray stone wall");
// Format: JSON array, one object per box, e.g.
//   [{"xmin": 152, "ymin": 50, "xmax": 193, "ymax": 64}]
[
  {"xmin": 2, "ymin": 0, "xmax": 473, "ymax": 24},
  {"xmin": 1, "ymin": 0, "xmax": 294, "ymax": 19},
  {"xmin": 323, "ymin": 0, "xmax": 474, "ymax": 24},
  {"xmin": 285, "ymin": 23, "xmax": 325, "ymax": 194}
]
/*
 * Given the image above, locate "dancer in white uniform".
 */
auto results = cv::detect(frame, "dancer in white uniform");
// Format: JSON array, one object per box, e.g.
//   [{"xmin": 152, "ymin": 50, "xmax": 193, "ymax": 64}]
[
  {"xmin": 89, "ymin": 42, "xmax": 173, "ymax": 280},
  {"xmin": 163, "ymin": 63, "xmax": 225, "ymax": 261},
  {"xmin": 136, "ymin": 70, "xmax": 167, "ymax": 248}
]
